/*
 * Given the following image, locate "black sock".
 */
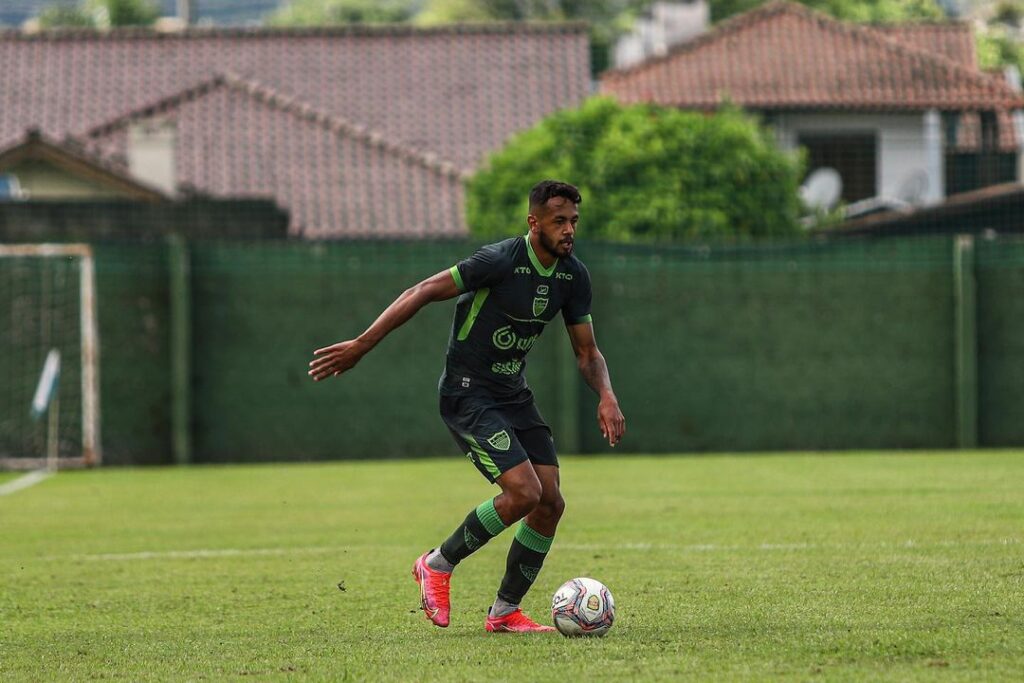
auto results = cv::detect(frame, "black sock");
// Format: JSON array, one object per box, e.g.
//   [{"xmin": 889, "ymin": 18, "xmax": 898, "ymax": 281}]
[
  {"xmin": 497, "ymin": 522, "xmax": 554, "ymax": 604},
  {"xmin": 438, "ymin": 497, "xmax": 507, "ymax": 565}
]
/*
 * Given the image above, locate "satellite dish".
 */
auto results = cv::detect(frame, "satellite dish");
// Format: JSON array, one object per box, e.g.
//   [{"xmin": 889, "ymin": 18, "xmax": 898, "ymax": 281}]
[
  {"xmin": 800, "ymin": 167, "xmax": 842, "ymax": 211},
  {"xmin": 895, "ymin": 170, "xmax": 929, "ymax": 205}
]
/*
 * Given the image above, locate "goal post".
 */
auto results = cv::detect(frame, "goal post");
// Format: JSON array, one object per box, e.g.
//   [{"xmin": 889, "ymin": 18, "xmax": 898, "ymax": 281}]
[{"xmin": 0, "ymin": 243, "xmax": 101, "ymax": 469}]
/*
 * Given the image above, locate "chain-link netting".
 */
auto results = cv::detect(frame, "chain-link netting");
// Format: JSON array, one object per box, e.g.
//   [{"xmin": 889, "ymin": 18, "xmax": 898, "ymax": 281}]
[{"xmin": 0, "ymin": 252, "xmax": 83, "ymax": 463}]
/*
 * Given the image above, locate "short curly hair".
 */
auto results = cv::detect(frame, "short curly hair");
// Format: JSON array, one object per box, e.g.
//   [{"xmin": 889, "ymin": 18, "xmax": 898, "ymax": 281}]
[{"xmin": 529, "ymin": 180, "xmax": 582, "ymax": 212}]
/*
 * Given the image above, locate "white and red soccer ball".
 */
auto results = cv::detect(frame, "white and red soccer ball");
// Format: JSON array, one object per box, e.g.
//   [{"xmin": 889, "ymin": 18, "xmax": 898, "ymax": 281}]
[{"xmin": 551, "ymin": 577, "xmax": 615, "ymax": 637}]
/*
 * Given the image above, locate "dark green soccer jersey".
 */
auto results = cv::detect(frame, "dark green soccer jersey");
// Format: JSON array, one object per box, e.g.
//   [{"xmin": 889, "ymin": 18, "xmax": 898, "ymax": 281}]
[{"xmin": 439, "ymin": 235, "xmax": 593, "ymax": 397}]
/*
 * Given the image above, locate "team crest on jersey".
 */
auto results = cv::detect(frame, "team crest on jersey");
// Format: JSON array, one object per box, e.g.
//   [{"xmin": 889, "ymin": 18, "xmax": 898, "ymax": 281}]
[
  {"xmin": 487, "ymin": 430, "xmax": 511, "ymax": 451},
  {"xmin": 533, "ymin": 297, "xmax": 548, "ymax": 316}
]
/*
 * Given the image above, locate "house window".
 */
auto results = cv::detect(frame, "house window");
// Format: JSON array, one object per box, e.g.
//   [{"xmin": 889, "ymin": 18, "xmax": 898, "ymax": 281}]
[
  {"xmin": 944, "ymin": 112, "xmax": 1017, "ymax": 195},
  {"xmin": 798, "ymin": 133, "xmax": 877, "ymax": 203},
  {"xmin": 0, "ymin": 173, "xmax": 23, "ymax": 200}
]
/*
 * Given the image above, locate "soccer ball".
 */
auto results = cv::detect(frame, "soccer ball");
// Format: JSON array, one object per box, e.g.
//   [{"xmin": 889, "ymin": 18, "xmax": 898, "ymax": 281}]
[{"xmin": 551, "ymin": 577, "xmax": 615, "ymax": 637}]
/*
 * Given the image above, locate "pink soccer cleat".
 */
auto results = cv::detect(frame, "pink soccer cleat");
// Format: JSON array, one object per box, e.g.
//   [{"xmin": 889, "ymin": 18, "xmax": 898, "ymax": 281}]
[
  {"xmin": 411, "ymin": 551, "xmax": 451, "ymax": 627},
  {"xmin": 485, "ymin": 608, "xmax": 556, "ymax": 633}
]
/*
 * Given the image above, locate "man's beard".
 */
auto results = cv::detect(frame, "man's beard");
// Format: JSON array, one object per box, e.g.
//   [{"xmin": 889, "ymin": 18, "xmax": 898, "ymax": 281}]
[{"xmin": 539, "ymin": 232, "xmax": 573, "ymax": 257}]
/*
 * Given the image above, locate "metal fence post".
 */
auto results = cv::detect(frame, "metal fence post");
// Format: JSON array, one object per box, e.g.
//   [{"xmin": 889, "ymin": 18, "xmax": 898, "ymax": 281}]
[
  {"xmin": 556, "ymin": 325, "xmax": 581, "ymax": 454},
  {"xmin": 167, "ymin": 234, "xmax": 193, "ymax": 465},
  {"xmin": 953, "ymin": 234, "xmax": 978, "ymax": 448}
]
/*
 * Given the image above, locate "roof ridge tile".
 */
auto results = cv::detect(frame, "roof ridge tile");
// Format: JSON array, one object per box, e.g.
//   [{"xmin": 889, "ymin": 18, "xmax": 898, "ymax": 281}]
[
  {"xmin": 83, "ymin": 71, "xmax": 469, "ymax": 180},
  {"xmin": 1, "ymin": 21, "xmax": 588, "ymax": 42}
]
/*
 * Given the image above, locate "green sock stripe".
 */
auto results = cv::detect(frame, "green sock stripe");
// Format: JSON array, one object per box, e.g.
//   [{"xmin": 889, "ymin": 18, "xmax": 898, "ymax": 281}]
[
  {"xmin": 475, "ymin": 498, "xmax": 507, "ymax": 536},
  {"xmin": 514, "ymin": 522, "xmax": 553, "ymax": 553}
]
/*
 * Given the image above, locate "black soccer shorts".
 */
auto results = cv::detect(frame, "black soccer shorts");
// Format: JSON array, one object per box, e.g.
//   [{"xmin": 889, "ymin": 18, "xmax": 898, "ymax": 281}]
[{"xmin": 439, "ymin": 389, "xmax": 558, "ymax": 484}]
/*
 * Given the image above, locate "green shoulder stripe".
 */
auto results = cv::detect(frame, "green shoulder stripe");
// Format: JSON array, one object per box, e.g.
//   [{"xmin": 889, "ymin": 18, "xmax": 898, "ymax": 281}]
[{"xmin": 449, "ymin": 265, "xmax": 466, "ymax": 292}]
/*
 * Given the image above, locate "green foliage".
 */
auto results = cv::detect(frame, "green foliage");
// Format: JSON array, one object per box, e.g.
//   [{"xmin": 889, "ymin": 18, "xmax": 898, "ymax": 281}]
[
  {"xmin": 977, "ymin": 7, "xmax": 1024, "ymax": 75},
  {"xmin": 976, "ymin": 27, "xmax": 1024, "ymax": 73},
  {"xmin": 414, "ymin": 0, "xmax": 655, "ymax": 73},
  {"xmin": 468, "ymin": 97, "xmax": 803, "ymax": 242},
  {"xmin": 96, "ymin": 0, "xmax": 158, "ymax": 26},
  {"xmin": 267, "ymin": 0, "xmax": 417, "ymax": 26},
  {"xmin": 37, "ymin": 5, "xmax": 93, "ymax": 27},
  {"xmin": 708, "ymin": 0, "xmax": 945, "ymax": 23},
  {"xmin": 993, "ymin": 0, "xmax": 1024, "ymax": 28},
  {"xmin": 36, "ymin": 0, "xmax": 159, "ymax": 27}
]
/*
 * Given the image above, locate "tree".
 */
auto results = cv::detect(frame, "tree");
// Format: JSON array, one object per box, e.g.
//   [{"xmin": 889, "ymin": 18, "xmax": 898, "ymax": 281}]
[
  {"xmin": 976, "ymin": 3, "xmax": 1024, "ymax": 76},
  {"xmin": 37, "ymin": 0, "xmax": 159, "ymax": 28},
  {"xmin": 708, "ymin": 0, "xmax": 945, "ymax": 23},
  {"xmin": 267, "ymin": 0, "xmax": 418, "ymax": 25},
  {"xmin": 415, "ymin": 0, "xmax": 655, "ymax": 75},
  {"xmin": 37, "ymin": 6, "xmax": 94, "ymax": 27},
  {"xmin": 467, "ymin": 97, "xmax": 804, "ymax": 242}
]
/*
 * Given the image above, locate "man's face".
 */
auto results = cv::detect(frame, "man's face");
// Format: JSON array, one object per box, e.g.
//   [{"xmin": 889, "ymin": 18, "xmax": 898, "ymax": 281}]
[{"xmin": 528, "ymin": 196, "xmax": 579, "ymax": 258}]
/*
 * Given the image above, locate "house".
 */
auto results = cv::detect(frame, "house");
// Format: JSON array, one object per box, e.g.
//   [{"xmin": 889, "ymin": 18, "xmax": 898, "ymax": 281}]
[
  {"xmin": 0, "ymin": 128, "xmax": 167, "ymax": 202},
  {"xmin": 0, "ymin": 129, "xmax": 288, "ymax": 241},
  {"xmin": 0, "ymin": 23, "xmax": 590, "ymax": 237},
  {"xmin": 613, "ymin": 0, "xmax": 710, "ymax": 69},
  {"xmin": 600, "ymin": 1, "xmax": 1024, "ymax": 213}
]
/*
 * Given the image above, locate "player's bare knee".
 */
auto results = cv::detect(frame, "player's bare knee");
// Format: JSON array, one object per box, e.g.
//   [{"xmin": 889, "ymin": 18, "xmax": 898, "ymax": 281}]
[
  {"xmin": 512, "ymin": 483, "xmax": 542, "ymax": 515},
  {"xmin": 550, "ymin": 493, "xmax": 566, "ymax": 520},
  {"xmin": 523, "ymin": 485, "xmax": 543, "ymax": 512},
  {"xmin": 536, "ymin": 493, "xmax": 565, "ymax": 523}
]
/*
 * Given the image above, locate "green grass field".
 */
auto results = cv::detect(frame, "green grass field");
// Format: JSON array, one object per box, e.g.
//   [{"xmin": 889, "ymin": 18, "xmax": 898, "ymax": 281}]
[{"xmin": 1, "ymin": 451, "xmax": 1022, "ymax": 681}]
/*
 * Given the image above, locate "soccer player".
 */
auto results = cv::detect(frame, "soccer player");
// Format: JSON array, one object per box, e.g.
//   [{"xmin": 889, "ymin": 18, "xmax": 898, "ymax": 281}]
[{"xmin": 308, "ymin": 180, "xmax": 625, "ymax": 633}]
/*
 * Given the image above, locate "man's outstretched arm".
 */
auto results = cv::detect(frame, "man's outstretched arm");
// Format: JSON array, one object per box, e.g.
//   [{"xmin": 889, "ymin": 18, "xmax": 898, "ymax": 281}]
[
  {"xmin": 308, "ymin": 269, "xmax": 461, "ymax": 381},
  {"xmin": 566, "ymin": 322, "xmax": 626, "ymax": 447}
]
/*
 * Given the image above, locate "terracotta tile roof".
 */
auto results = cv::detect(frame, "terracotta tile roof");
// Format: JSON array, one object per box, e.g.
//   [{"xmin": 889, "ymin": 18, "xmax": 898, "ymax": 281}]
[
  {"xmin": 871, "ymin": 22, "xmax": 976, "ymax": 69},
  {"xmin": 600, "ymin": 1, "xmax": 1024, "ymax": 113},
  {"xmin": 0, "ymin": 23, "xmax": 589, "ymax": 237},
  {"xmin": 82, "ymin": 73, "xmax": 468, "ymax": 237}
]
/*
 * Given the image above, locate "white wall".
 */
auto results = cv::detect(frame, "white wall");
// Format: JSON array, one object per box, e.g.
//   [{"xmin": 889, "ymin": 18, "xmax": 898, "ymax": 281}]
[
  {"xmin": 771, "ymin": 112, "xmax": 943, "ymax": 205},
  {"xmin": 128, "ymin": 120, "xmax": 177, "ymax": 197},
  {"xmin": 613, "ymin": 1, "xmax": 710, "ymax": 69}
]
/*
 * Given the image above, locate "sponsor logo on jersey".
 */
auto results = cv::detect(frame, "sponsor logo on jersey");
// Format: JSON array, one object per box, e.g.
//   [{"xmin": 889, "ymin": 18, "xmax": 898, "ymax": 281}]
[
  {"xmin": 555, "ymin": 272, "xmax": 573, "ymax": 280},
  {"xmin": 532, "ymin": 297, "xmax": 548, "ymax": 316},
  {"xmin": 537, "ymin": 285, "xmax": 549, "ymax": 295},
  {"xmin": 487, "ymin": 430, "xmax": 511, "ymax": 451},
  {"xmin": 491, "ymin": 360, "xmax": 523, "ymax": 375},
  {"xmin": 514, "ymin": 266, "xmax": 532, "ymax": 275},
  {"xmin": 492, "ymin": 325, "xmax": 538, "ymax": 352}
]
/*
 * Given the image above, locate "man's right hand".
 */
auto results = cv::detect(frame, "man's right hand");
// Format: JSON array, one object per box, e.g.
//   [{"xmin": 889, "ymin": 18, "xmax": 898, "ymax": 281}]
[{"xmin": 308, "ymin": 339, "xmax": 371, "ymax": 381}]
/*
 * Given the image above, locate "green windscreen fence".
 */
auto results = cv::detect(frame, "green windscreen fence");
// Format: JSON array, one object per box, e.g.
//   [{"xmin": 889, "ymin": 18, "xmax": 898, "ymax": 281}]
[
  {"xmin": 583, "ymin": 238, "xmax": 956, "ymax": 453},
  {"xmin": 5, "ymin": 234, "xmax": 1024, "ymax": 465},
  {"xmin": 976, "ymin": 238, "xmax": 1024, "ymax": 446}
]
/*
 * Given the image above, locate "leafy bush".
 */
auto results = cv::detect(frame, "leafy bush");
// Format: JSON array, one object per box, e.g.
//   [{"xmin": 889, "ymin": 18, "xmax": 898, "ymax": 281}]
[{"xmin": 467, "ymin": 97, "xmax": 804, "ymax": 242}]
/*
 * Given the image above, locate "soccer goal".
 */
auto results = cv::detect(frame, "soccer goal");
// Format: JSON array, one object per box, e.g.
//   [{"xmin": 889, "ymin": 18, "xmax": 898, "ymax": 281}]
[{"xmin": 0, "ymin": 244, "xmax": 101, "ymax": 470}]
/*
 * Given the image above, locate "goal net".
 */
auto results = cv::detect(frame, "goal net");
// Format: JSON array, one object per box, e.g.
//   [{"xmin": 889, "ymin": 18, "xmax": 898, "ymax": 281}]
[{"xmin": 0, "ymin": 244, "xmax": 101, "ymax": 469}]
